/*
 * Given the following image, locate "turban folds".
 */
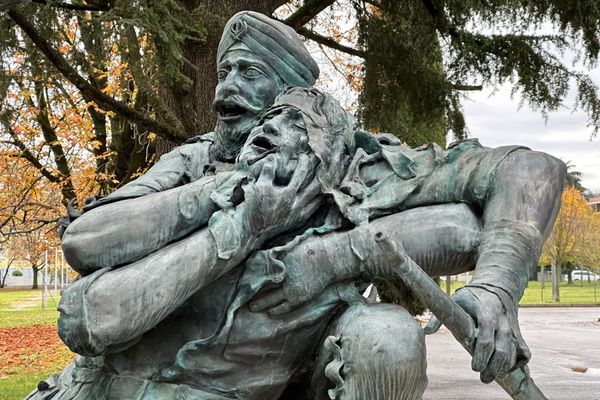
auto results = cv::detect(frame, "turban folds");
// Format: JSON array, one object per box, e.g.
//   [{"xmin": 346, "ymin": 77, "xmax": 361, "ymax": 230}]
[{"xmin": 217, "ymin": 11, "xmax": 320, "ymax": 87}]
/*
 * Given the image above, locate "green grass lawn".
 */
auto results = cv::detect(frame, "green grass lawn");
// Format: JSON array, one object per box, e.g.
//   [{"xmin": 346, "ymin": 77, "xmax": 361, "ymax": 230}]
[
  {"xmin": 0, "ymin": 289, "xmax": 61, "ymax": 328},
  {"xmin": 0, "ymin": 289, "xmax": 70, "ymax": 400},
  {"xmin": 442, "ymin": 280, "xmax": 600, "ymax": 305}
]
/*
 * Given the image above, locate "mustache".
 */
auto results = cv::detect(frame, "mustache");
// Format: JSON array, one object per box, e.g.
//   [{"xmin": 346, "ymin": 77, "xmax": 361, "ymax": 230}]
[{"xmin": 212, "ymin": 94, "xmax": 264, "ymax": 115}]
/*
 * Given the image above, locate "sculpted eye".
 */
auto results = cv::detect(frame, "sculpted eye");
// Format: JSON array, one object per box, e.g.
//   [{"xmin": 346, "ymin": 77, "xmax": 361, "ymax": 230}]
[
  {"xmin": 293, "ymin": 122, "xmax": 307, "ymax": 131},
  {"xmin": 244, "ymin": 67, "xmax": 264, "ymax": 78},
  {"xmin": 217, "ymin": 70, "xmax": 228, "ymax": 81}
]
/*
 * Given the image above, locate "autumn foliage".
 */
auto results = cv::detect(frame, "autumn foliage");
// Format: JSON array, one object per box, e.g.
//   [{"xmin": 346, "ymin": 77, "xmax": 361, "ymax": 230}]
[
  {"xmin": 540, "ymin": 187, "xmax": 600, "ymax": 301},
  {"xmin": 0, "ymin": 325, "xmax": 73, "ymax": 379},
  {"xmin": 541, "ymin": 187, "xmax": 599, "ymax": 269}
]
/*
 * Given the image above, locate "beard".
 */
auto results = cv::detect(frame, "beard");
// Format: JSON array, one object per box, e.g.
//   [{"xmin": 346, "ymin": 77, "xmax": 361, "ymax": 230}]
[{"xmin": 212, "ymin": 115, "xmax": 260, "ymax": 162}]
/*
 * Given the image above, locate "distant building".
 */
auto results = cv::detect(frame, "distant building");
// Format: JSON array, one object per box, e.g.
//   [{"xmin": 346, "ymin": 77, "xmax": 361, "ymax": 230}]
[{"xmin": 588, "ymin": 196, "xmax": 600, "ymax": 213}]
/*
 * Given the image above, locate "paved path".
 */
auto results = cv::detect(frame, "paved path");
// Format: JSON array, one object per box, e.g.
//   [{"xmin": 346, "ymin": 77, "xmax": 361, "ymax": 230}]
[{"xmin": 424, "ymin": 307, "xmax": 600, "ymax": 399}]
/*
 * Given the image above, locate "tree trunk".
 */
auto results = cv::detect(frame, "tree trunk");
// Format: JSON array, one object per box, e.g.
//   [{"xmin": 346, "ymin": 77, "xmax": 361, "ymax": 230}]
[
  {"xmin": 32, "ymin": 266, "xmax": 40, "ymax": 290},
  {"xmin": 551, "ymin": 262, "xmax": 560, "ymax": 302},
  {"xmin": 0, "ymin": 267, "xmax": 9, "ymax": 288}
]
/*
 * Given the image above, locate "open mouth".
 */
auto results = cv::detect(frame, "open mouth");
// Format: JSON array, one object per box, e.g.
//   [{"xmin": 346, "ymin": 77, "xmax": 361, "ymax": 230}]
[
  {"xmin": 252, "ymin": 135, "xmax": 275, "ymax": 152},
  {"xmin": 215, "ymin": 101, "xmax": 248, "ymax": 121},
  {"xmin": 243, "ymin": 134, "xmax": 277, "ymax": 165}
]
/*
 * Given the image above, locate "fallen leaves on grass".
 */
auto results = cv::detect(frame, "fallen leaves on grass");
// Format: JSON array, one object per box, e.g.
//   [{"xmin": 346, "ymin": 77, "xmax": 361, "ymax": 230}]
[{"xmin": 0, "ymin": 325, "xmax": 73, "ymax": 379}]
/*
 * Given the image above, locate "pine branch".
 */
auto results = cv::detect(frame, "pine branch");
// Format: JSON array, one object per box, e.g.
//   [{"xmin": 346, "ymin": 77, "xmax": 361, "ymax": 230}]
[
  {"xmin": 297, "ymin": 27, "xmax": 365, "ymax": 58},
  {"xmin": 8, "ymin": 9, "xmax": 188, "ymax": 143},
  {"xmin": 284, "ymin": 0, "xmax": 335, "ymax": 30},
  {"xmin": 124, "ymin": 25, "xmax": 184, "ymax": 133},
  {"xmin": 31, "ymin": 0, "xmax": 110, "ymax": 12},
  {"xmin": 420, "ymin": 0, "xmax": 460, "ymax": 39},
  {"xmin": 451, "ymin": 84, "xmax": 483, "ymax": 91}
]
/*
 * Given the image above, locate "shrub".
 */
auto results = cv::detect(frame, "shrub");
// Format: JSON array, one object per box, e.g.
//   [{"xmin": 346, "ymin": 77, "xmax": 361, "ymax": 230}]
[{"xmin": 11, "ymin": 270, "xmax": 23, "ymax": 277}]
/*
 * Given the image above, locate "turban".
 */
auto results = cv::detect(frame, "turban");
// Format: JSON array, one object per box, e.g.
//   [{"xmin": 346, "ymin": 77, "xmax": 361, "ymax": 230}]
[{"xmin": 217, "ymin": 11, "xmax": 320, "ymax": 87}]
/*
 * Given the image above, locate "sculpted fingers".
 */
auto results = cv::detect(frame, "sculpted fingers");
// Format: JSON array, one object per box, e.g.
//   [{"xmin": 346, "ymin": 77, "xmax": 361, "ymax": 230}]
[
  {"xmin": 472, "ymin": 313, "xmax": 495, "ymax": 374},
  {"xmin": 295, "ymin": 179, "xmax": 320, "ymax": 208},
  {"xmin": 516, "ymin": 333, "xmax": 532, "ymax": 368},
  {"xmin": 267, "ymin": 301, "xmax": 295, "ymax": 316},
  {"xmin": 288, "ymin": 154, "xmax": 311, "ymax": 191},
  {"xmin": 257, "ymin": 156, "xmax": 276, "ymax": 185},
  {"xmin": 481, "ymin": 318, "xmax": 515, "ymax": 383}
]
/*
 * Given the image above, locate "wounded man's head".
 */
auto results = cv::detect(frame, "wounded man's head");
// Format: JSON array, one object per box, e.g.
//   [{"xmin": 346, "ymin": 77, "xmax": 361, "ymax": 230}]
[{"xmin": 238, "ymin": 86, "xmax": 355, "ymax": 190}]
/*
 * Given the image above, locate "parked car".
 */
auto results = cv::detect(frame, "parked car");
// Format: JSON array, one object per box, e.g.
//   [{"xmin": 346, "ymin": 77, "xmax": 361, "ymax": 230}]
[{"xmin": 571, "ymin": 269, "xmax": 600, "ymax": 281}]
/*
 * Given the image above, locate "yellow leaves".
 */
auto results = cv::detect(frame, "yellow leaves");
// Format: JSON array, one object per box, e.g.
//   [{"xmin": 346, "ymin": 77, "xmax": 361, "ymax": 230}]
[
  {"xmin": 541, "ymin": 187, "xmax": 597, "ymax": 267},
  {"xmin": 67, "ymin": 27, "xmax": 76, "ymax": 42}
]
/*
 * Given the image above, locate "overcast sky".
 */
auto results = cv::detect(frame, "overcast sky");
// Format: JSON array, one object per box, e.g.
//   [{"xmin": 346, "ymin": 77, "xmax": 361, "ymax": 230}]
[{"xmin": 462, "ymin": 82, "xmax": 600, "ymax": 194}]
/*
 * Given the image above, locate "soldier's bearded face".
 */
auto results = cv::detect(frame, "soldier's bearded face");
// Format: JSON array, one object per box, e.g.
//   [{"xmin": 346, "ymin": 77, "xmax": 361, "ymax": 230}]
[{"xmin": 212, "ymin": 49, "xmax": 284, "ymax": 161}]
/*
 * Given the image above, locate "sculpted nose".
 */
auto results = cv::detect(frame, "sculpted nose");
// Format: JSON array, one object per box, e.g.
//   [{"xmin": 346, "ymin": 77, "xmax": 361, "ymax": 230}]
[
  {"xmin": 262, "ymin": 120, "xmax": 279, "ymax": 136},
  {"xmin": 217, "ymin": 71, "xmax": 242, "ymax": 97}
]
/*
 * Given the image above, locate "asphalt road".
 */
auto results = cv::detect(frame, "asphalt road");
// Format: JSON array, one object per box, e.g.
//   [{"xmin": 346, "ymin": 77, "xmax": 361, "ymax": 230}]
[{"xmin": 423, "ymin": 307, "xmax": 600, "ymax": 399}]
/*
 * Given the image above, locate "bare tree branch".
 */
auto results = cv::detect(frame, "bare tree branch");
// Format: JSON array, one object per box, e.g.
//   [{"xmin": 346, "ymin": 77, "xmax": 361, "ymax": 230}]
[
  {"xmin": 32, "ymin": 80, "xmax": 77, "ymax": 202},
  {"xmin": 31, "ymin": 0, "xmax": 110, "ymax": 12},
  {"xmin": 284, "ymin": 0, "xmax": 335, "ymax": 30},
  {"xmin": 0, "ymin": 116, "xmax": 61, "ymax": 184},
  {"xmin": 8, "ymin": 9, "xmax": 188, "ymax": 143},
  {"xmin": 451, "ymin": 84, "xmax": 483, "ymax": 91},
  {"xmin": 297, "ymin": 27, "xmax": 365, "ymax": 58}
]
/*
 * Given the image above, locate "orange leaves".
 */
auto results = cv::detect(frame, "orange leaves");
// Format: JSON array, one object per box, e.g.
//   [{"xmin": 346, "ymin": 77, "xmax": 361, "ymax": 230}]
[
  {"xmin": 100, "ymin": 61, "xmax": 131, "ymax": 99},
  {"xmin": 0, "ymin": 325, "xmax": 73, "ymax": 378},
  {"xmin": 541, "ymin": 187, "xmax": 597, "ymax": 267}
]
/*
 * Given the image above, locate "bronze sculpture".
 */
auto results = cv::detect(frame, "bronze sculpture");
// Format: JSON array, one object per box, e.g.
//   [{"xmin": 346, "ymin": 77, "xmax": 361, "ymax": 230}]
[{"xmin": 28, "ymin": 11, "xmax": 565, "ymax": 400}]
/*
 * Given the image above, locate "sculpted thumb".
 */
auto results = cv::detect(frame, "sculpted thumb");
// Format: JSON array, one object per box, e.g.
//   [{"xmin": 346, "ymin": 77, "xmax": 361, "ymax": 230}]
[{"xmin": 424, "ymin": 314, "xmax": 442, "ymax": 335}]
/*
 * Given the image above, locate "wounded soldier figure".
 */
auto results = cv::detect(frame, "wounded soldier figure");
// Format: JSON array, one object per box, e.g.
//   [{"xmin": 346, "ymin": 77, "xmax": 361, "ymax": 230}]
[{"xmin": 29, "ymin": 11, "xmax": 566, "ymax": 400}]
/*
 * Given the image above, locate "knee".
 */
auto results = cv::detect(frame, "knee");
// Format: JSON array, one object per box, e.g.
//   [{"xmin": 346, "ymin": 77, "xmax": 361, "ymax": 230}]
[
  {"xmin": 57, "ymin": 275, "xmax": 110, "ymax": 357},
  {"xmin": 339, "ymin": 303, "xmax": 426, "ymax": 368},
  {"xmin": 327, "ymin": 304, "xmax": 428, "ymax": 399}
]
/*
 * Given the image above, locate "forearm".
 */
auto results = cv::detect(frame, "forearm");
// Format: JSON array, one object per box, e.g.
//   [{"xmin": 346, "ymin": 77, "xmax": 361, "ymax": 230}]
[
  {"xmin": 62, "ymin": 176, "xmax": 218, "ymax": 274},
  {"xmin": 58, "ymin": 205, "xmax": 262, "ymax": 356},
  {"xmin": 280, "ymin": 204, "xmax": 481, "ymax": 283},
  {"xmin": 470, "ymin": 151, "xmax": 565, "ymax": 302}
]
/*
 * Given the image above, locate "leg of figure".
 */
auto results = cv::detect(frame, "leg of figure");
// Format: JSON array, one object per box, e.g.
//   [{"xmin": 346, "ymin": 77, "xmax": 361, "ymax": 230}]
[
  {"xmin": 58, "ymin": 226, "xmax": 230, "ymax": 357},
  {"xmin": 310, "ymin": 303, "xmax": 427, "ymax": 400}
]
